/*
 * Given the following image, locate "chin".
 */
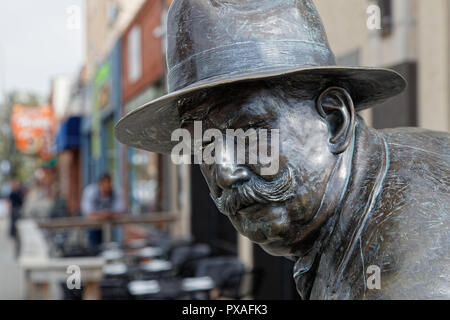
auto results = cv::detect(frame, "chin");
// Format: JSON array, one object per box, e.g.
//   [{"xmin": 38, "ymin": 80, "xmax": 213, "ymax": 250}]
[
  {"xmin": 259, "ymin": 240, "xmax": 293, "ymax": 257},
  {"xmin": 239, "ymin": 229, "xmax": 292, "ymax": 256},
  {"xmin": 229, "ymin": 207, "xmax": 294, "ymax": 256}
]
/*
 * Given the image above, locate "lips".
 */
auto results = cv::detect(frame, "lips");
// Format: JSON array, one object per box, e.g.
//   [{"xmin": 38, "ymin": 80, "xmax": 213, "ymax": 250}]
[
  {"xmin": 232, "ymin": 204, "xmax": 287, "ymax": 243},
  {"xmin": 237, "ymin": 203, "xmax": 264, "ymax": 215}
]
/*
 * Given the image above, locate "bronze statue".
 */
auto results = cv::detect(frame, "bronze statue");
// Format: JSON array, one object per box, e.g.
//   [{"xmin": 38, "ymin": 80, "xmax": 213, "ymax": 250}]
[{"xmin": 115, "ymin": 0, "xmax": 449, "ymax": 299}]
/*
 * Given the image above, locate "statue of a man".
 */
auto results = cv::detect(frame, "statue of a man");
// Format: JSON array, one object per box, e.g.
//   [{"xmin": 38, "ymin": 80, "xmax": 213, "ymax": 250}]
[{"xmin": 116, "ymin": 0, "xmax": 449, "ymax": 299}]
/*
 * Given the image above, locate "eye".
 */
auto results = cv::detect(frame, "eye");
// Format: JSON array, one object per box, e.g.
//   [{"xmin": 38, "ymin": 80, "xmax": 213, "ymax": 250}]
[
  {"xmin": 202, "ymin": 135, "xmax": 221, "ymax": 150},
  {"xmin": 202, "ymin": 136, "xmax": 212, "ymax": 147},
  {"xmin": 231, "ymin": 119, "xmax": 267, "ymax": 132}
]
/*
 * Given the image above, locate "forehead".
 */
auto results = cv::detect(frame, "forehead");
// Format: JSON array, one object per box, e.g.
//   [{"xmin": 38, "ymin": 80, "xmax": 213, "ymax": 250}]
[{"xmin": 180, "ymin": 79, "xmax": 315, "ymax": 128}]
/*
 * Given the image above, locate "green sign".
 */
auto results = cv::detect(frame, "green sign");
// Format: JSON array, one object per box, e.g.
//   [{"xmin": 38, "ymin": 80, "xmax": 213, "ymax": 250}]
[{"xmin": 92, "ymin": 61, "xmax": 111, "ymax": 159}]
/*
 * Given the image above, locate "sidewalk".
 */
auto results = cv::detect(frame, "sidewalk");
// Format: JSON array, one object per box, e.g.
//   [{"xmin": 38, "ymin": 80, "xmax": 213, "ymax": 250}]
[{"xmin": 0, "ymin": 217, "xmax": 24, "ymax": 299}]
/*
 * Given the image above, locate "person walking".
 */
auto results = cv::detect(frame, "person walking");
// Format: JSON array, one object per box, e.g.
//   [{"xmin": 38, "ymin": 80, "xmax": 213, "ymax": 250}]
[{"xmin": 8, "ymin": 179, "xmax": 24, "ymax": 257}]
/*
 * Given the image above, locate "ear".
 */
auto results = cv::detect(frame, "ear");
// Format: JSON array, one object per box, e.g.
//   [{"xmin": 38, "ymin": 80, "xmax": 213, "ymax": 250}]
[{"xmin": 316, "ymin": 87, "xmax": 356, "ymax": 154}]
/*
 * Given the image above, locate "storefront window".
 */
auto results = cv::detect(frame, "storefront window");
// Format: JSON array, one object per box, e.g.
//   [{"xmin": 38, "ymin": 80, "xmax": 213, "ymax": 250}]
[{"xmin": 129, "ymin": 149, "xmax": 159, "ymax": 215}]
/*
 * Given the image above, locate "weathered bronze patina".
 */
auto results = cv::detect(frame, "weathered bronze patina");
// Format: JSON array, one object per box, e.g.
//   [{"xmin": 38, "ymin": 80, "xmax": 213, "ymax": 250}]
[{"xmin": 116, "ymin": 0, "xmax": 450, "ymax": 299}]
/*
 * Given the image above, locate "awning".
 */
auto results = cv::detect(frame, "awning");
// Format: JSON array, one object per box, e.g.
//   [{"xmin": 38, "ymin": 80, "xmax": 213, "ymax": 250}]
[{"xmin": 55, "ymin": 116, "xmax": 82, "ymax": 153}]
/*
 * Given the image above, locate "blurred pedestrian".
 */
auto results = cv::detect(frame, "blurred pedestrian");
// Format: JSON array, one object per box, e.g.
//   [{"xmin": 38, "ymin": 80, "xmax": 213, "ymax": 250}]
[
  {"xmin": 8, "ymin": 179, "xmax": 24, "ymax": 258},
  {"xmin": 8, "ymin": 179, "xmax": 23, "ymax": 239},
  {"xmin": 81, "ymin": 173, "xmax": 124, "ymax": 247}
]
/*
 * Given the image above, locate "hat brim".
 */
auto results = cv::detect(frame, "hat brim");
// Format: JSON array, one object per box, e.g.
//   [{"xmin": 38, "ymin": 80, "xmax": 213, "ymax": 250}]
[{"xmin": 115, "ymin": 66, "xmax": 406, "ymax": 154}]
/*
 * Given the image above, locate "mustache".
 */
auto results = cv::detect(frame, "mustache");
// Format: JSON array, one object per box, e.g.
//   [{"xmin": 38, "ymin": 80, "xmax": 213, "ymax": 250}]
[{"xmin": 212, "ymin": 167, "xmax": 295, "ymax": 216}]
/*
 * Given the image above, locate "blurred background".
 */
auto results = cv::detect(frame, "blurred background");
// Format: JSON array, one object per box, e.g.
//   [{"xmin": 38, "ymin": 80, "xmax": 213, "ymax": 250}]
[{"xmin": 0, "ymin": 0, "xmax": 448, "ymax": 300}]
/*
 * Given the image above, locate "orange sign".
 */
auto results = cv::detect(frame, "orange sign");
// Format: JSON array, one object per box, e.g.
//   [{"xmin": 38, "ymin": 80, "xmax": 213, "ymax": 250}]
[{"xmin": 10, "ymin": 105, "xmax": 57, "ymax": 160}]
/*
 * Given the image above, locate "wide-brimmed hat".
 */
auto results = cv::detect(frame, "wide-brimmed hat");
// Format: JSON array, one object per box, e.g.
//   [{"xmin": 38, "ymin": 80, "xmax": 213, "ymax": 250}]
[{"xmin": 115, "ymin": 0, "xmax": 406, "ymax": 154}]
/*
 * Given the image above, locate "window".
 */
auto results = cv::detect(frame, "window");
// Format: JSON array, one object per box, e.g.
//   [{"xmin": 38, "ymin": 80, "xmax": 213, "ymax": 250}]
[
  {"xmin": 379, "ymin": 0, "xmax": 393, "ymax": 38},
  {"xmin": 129, "ymin": 150, "xmax": 159, "ymax": 215},
  {"xmin": 128, "ymin": 26, "xmax": 142, "ymax": 83},
  {"xmin": 107, "ymin": 1, "xmax": 120, "ymax": 27}
]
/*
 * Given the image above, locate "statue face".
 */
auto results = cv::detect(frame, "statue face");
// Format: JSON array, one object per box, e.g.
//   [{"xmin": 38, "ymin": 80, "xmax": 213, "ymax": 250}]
[{"xmin": 181, "ymin": 81, "xmax": 339, "ymax": 256}]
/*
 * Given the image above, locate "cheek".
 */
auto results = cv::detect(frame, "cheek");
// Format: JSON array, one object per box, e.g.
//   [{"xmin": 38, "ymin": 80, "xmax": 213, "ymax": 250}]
[
  {"xmin": 287, "ymin": 157, "xmax": 335, "ymax": 219},
  {"xmin": 281, "ymin": 115, "xmax": 329, "ymax": 157},
  {"xmin": 280, "ymin": 114, "xmax": 333, "ymax": 174},
  {"xmin": 279, "ymin": 119, "xmax": 336, "ymax": 216}
]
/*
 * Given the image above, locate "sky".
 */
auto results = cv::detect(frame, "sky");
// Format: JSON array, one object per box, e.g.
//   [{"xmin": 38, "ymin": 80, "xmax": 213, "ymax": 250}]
[{"xmin": 0, "ymin": 0, "xmax": 85, "ymax": 102}]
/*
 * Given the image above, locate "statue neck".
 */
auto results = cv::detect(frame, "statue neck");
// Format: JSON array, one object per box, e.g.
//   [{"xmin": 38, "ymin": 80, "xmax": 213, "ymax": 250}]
[
  {"xmin": 293, "ymin": 117, "xmax": 389, "ymax": 299},
  {"xmin": 328, "ymin": 118, "xmax": 389, "ymax": 285}
]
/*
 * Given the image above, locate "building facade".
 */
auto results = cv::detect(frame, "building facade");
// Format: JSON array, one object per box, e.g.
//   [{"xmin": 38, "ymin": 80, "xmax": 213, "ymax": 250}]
[
  {"xmin": 315, "ymin": 0, "xmax": 450, "ymax": 132},
  {"xmin": 81, "ymin": 40, "xmax": 123, "ymax": 187},
  {"xmin": 85, "ymin": 0, "xmax": 146, "ymax": 82},
  {"xmin": 81, "ymin": 0, "xmax": 189, "ymax": 238}
]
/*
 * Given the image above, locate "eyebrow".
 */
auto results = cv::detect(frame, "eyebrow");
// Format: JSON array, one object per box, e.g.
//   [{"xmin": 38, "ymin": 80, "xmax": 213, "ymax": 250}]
[
  {"xmin": 180, "ymin": 104, "xmax": 220, "ymax": 130},
  {"xmin": 179, "ymin": 82, "xmax": 277, "ymax": 128}
]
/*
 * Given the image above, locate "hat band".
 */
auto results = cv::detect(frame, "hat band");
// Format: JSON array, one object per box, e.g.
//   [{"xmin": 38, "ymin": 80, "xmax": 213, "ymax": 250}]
[{"xmin": 167, "ymin": 40, "xmax": 336, "ymax": 92}]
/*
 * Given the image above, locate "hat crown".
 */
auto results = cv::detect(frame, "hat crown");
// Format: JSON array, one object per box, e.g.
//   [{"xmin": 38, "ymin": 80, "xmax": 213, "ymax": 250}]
[{"xmin": 166, "ymin": 0, "xmax": 336, "ymax": 92}]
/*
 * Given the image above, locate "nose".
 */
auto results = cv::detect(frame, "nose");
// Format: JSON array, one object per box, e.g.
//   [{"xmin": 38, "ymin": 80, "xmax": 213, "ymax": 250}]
[{"xmin": 216, "ymin": 163, "xmax": 251, "ymax": 190}]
